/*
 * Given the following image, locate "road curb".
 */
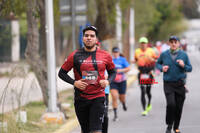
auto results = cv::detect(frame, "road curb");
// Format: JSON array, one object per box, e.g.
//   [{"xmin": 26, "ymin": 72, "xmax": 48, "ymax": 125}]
[
  {"xmin": 54, "ymin": 74, "xmax": 137, "ymax": 133},
  {"xmin": 53, "ymin": 118, "xmax": 79, "ymax": 133}
]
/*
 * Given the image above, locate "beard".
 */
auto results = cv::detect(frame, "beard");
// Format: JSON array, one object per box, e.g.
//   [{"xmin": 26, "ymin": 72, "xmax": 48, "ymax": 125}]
[{"xmin": 84, "ymin": 43, "xmax": 96, "ymax": 50}]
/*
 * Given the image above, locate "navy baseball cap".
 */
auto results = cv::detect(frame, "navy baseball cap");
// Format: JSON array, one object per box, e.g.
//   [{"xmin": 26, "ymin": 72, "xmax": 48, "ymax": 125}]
[
  {"xmin": 112, "ymin": 47, "xmax": 120, "ymax": 52},
  {"xmin": 169, "ymin": 36, "xmax": 180, "ymax": 41},
  {"xmin": 83, "ymin": 25, "xmax": 98, "ymax": 36}
]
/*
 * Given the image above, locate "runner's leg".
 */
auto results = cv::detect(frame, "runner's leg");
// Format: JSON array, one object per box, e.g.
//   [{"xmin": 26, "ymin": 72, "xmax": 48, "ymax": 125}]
[
  {"xmin": 102, "ymin": 94, "xmax": 109, "ymax": 133},
  {"xmin": 164, "ymin": 82, "xmax": 176, "ymax": 130},
  {"xmin": 110, "ymin": 89, "xmax": 119, "ymax": 120},
  {"xmin": 74, "ymin": 99, "xmax": 90, "ymax": 133},
  {"xmin": 119, "ymin": 81, "xmax": 127, "ymax": 111},
  {"xmin": 173, "ymin": 85, "xmax": 185, "ymax": 131},
  {"xmin": 146, "ymin": 85, "xmax": 152, "ymax": 106},
  {"xmin": 140, "ymin": 85, "xmax": 146, "ymax": 110},
  {"xmin": 89, "ymin": 97, "xmax": 105, "ymax": 133}
]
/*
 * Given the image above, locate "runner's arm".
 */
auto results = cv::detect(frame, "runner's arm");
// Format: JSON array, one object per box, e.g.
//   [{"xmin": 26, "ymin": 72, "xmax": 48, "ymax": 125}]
[
  {"xmin": 117, "ymin": 58, "xmax": 131, "ymax": 73},
  {"xmin": 59, "ymin": 51, "xmax": 76, "ymax": 85},
  {"xmin": 117, "ymin": 66, "xmax": 131, "ymax": 73},
  {"xmin": 184, "ymin": 55, "xmax": 192, "ymax": 72},
  {"xmin": 107, "ymin": 69, "xmax": 117, "ymax": 84},
  {"xmin": 58, "ymin": 68, "xmax": 75, "ymax": 85}
]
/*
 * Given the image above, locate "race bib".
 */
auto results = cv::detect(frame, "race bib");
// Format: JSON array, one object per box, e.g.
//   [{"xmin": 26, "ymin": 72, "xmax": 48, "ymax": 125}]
[
  {"xmin": 114, "ymin": 73, "xmax": 123, "ymax": 82},
  {"xmin": 140, "ymin": 74, "xmax": 150, "ymax": 80},
  {"xmin": 82, "ymin": 71, "xmax": 98, "ymax": 84}
]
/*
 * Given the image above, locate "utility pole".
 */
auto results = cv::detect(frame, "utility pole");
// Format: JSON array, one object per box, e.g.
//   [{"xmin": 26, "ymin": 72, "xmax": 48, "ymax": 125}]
[
  {"xmin": 45, "ymin": 0, "xmax": 58, "ymax": 113},
  {"xmin": 11, "ymin": 19, "xmax": 20, "ymax": 62},
  {"xmin": 41, "ymin": 0, "xmax": 64, "ymax": 124},
  {"xmin": 129, "ymin": 8, "xmax": 135, "ymax": 62},
  {"xmin": 116, "ymin": 3, "xmax": 122, "ymax": 52}
]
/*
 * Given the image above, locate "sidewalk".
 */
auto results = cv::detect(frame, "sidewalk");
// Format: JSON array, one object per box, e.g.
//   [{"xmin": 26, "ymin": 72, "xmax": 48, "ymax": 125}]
[{"xmin": 54, "ymin": 65, "xmax": 138, "ymax": 133}]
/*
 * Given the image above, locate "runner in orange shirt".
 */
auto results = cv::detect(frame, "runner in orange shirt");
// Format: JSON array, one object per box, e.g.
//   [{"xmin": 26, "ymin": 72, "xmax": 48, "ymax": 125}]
[{"xmin": 134, "ymin": 37, "xmax": 157, "ymax": 116}]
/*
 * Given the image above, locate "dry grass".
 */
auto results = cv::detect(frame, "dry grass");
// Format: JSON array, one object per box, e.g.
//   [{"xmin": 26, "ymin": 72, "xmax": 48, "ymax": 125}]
[{"xmin": 0, "ymin": 88, "xmax": 75, "ymax": 133}]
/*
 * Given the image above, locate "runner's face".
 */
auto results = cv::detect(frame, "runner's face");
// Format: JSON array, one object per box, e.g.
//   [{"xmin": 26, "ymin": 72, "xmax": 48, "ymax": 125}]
[
  {"xmin": 169, "ymin": 40, "xmax": 180, "ymax": 50},
  {"xmin": 83, "ymin": 30, "xmax": 97, "ymax": 49},
  {"xmin": 140, "ymin": 42, "xmax": 148, "ymax": 50},
  {"xmin": 112, "ymin": 52, "xmax": 120, "ymax": 58}
]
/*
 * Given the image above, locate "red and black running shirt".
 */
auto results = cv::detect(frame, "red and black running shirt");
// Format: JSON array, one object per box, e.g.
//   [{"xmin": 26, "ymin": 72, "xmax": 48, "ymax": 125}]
[{"xmin": 61, "ymin": 48, "xmax": 115, "ymax": 100}]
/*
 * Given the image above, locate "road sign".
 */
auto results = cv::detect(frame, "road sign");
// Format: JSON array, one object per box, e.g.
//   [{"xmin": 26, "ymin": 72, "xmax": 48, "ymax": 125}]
[
  {"xmin": 60, "ymin": 15, "xmax": 87, "ymax": 25},
  {"xmin": 59, "ymin": 0, "xmax": 87, "ymax": 50},
  {"xmin": 75, "ymin": 0, "xmax": 87, "ymax": 13},
  {"xmin": 59, "ymin": 0, "xmax": 70, "ymax": 13},
  {"xmin": 59, "ymin": 0, "xmax": 87, "ymax": 13}
]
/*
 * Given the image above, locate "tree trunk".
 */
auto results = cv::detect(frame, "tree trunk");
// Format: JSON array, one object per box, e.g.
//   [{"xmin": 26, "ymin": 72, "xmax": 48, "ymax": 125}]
[
  {"xmin": 38, "ymin": 0, "xmax": 47, "ymax": 62},
  {"xmin": 25, "ymin": 0, "xmax": 48, "ymax": 106},
  {"xmin": 95, "ymin": 0, "xmax": 115, "ymax": 40}
]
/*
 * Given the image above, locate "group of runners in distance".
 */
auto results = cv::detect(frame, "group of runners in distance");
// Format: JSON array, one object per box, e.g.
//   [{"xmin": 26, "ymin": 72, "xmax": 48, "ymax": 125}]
[{"xmin": 58, "ymin": 25, "xmax": 192, "ymax": 133}]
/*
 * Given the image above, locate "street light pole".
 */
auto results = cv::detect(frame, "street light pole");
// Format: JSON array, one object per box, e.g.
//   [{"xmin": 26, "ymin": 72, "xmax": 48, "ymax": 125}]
[
  {"xmin": 116, "ymin": 3, "xmax": 122, "ymax": 52},
  {"xmin": 45, "ymin": 0, "xmax": 58, "ymax": 113},
  {"xmin": 129, "ymin": 8, "xmax": 135, "ymax": 62},
  {"xmin": 41, "ymin": 0, "xmax": 65, "ymax": 124}
]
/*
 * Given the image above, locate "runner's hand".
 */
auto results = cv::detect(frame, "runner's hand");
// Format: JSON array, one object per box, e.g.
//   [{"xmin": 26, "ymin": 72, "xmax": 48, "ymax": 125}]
[
  {"xmin": 177, "ymin": 59, "xmax": 185, "ymax": 68},
  {"xmin": 117, "ymin": 69, "xmax": 121, "ymax": 73},
  {"xmin": 74, "ymin": 79, "xmax": 88, "ymax": 90},
  {"xmin": 163, "ymin": 65, "xmax": 169, "ymax": 72},
  {"xmin": 99, "ymin": 80, "xmax": 109, "ymax": 88}
]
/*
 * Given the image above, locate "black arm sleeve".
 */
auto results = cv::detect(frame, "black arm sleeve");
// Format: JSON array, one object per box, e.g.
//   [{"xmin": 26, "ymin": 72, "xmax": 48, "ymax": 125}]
[
  {"xmin": 107, "ymin": 69, "xmax": 117, "ymax": 84},
  {"xmin": 58, "ymin": 68, "xmax": 75, "ymax": 85}
]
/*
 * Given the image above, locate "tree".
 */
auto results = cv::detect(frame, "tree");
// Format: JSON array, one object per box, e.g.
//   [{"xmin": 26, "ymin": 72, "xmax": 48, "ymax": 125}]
[
  {"xmin": 93, "ymin": 0, "xmax": 132, "ymax": 41},
  {"xmin": 148, "ymin": 0, "xmax": 186, "ymax": 40},
  {"xmin": 38, "ymin": 0, "xmax": 47, "ymax": 62},
  {"xmin": 95, "ymin": 0, "xmax": 117, "ymax": 40},
  {"xmin": 179, "ymin": 0, "xmax": 200, "ymax": 18},
  {"xmin": 0, "ymin": 0, "xmax": 68, "ymax": 107},
  {"xmin": 120, "ymin": 0, "xmax": 133, "ymax": 60},
  {"xmin": 0, "ymin": 0, "xmax": 49, "ymax": 106},
  {"xmin": 25, "ymin": 0, "xmax": 49, "ymax": 106},
  {"xmin": 133, "ymin": 0, "xmax": 187, "ymax": 42}
]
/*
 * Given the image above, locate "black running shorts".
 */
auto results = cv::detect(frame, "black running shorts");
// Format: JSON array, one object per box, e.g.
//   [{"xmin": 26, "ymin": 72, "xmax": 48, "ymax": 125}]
[
  {"xmin": 110, "ymin": 81, "xmax": 127, "ymax": 94},
  {"xmin": 74, "ymin": 97, "xmax": 105, "ymax": 133}
]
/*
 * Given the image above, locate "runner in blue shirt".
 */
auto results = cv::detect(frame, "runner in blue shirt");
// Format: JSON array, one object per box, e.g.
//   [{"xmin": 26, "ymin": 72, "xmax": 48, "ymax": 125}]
[
  {"xmin": 156, "ymin": 36, "xmax": 192, "ymax": 133},
  {"xmin": 110, "ymin": 47, "xmax": 130, "ymax": 121}
]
